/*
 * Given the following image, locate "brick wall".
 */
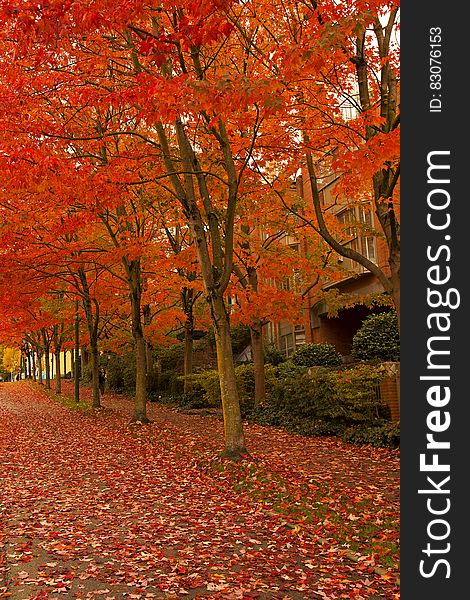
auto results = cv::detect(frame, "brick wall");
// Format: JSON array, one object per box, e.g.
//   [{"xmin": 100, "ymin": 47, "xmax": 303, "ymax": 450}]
[{"xmin": 379, "ymin": 365, "xmax": 400, "ymax": 423}]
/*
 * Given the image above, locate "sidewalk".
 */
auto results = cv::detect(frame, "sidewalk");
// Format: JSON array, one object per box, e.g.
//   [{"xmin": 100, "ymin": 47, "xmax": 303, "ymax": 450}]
[{"xmin": 0, "ymin": 381, "xmax": 399, "ymax": 600}]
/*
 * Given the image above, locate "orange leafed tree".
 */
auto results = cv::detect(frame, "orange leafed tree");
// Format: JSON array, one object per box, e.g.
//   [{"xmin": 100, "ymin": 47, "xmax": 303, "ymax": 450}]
[{"xmin": 0, "ymin": 0, "xmax": 400, "ymax": 458}]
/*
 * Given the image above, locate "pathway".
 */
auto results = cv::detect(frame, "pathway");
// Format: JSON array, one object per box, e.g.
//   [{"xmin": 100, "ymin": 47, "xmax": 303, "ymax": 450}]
[{"xmin": 0, "ymin": 381, "xmax": 400, "ymax": 600}]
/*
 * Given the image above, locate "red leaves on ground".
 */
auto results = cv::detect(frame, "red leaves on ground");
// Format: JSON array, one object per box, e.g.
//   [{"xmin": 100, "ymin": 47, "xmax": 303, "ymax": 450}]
[{"xmin": 0, "ymin": 381, "xmax": 399, "ymax": 599}]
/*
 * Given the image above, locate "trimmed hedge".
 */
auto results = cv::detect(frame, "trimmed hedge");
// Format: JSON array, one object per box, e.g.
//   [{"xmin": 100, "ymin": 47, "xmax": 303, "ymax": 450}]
[
  {"xmin": 291, "ymin": 342, "xmax": 342, "ymax": 367},
  {"xmin": 169, "ymin": 361, "xmax": 400, "ymax": 448},
  {"xmin": 106, "ymin": 352, "xmax": 136, "ymax": 393},
  {"xmin": 250, "ymin": 363, "xmax": 398, "ymax": 447},
  {"xmin": 180, "ymin": 363, "xmax": 278, "ymax": 416},
  {"xmin": 352, "ymin": 311, "xmax": 400, "ymax": 361}
]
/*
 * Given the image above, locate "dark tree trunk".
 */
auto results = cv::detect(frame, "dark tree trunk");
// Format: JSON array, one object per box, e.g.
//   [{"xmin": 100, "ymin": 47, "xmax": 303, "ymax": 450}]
[
  {"xmin": 183, "ymin": 323, "xmax": 194, "ymax": 394},
  {"xmin": 127, "ymin": 259, "xmax": 148, "ymax": 423},
  {"xmin": 211, "ymin": 293, "xmax": 246, "ymax": 459},
  {"xmin": 55, "ymin": 348, "xmax": 62, "ymax": 394},
  {"xmin": 250, "ymin": 319, "xmax": 265, "ymax": 408},
  {"xmin": 78, "ymin": 270, "xmax": 102, "ymax": 408},
  {"xmin": 44, "ymin": 350, "xmax": 51, "ymax": 390}
]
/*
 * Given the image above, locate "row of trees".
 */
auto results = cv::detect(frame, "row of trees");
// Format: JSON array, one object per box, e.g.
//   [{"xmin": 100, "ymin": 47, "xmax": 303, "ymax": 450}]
[{"xmin": 0, "ymin": 0, "xmax": 400, "ymax": 459}]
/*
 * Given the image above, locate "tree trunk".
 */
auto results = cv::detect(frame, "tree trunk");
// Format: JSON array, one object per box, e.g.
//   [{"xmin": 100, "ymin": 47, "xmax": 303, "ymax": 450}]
[
  {"xmin": 74, "ymin": 299, "xmax": 80, "ymax": 402},
  {"xmin": 211, "ymin": 294, "xmax": 246, "ymax": 459},
  {"xmin": 390, "ymin": 263, "xmax": 400, "ymax": 330},
  {"xmin": 78, "ymin": 270, "xmax": 101, "ymax": 408},
  {"xmin": 37, "ymin": 352, "xmax": 43, "ymax": 385},
  {"xmin": 250, "ymin": 319, "xmax": 265, "ymax": 408},
  {"xmin": 54, "ymin": 348, "xmax": 62, "ymax": 394},
  {"xmin": 145, "ymin": 340, "xmax": 155, "ymax": 392},
  {"xmin": 81, "ymin": 346, "xmax": 89, "ymax": 374},
  {"xmin": 44, "ymin": 342, "xmax": 51, "ymax": 390},
  {"xmin": 183, "ymin": 323, "xmax": 194, "ymax": 393},
  {"xmin": 156, "ymin": 119, "xmax": 245, "ymax": 456},
  {"xmin": 133, "ymin": 333, "xmax": 148, "ymax": 422},
  {"xmin": 128, "ymin": 261, "xmax": 148, "ymax": 423},
  {"xmin": 155, "ymin": 355, "xmax": 162, "ymax": 390},
  {"xmin": 90, "ymin": 341, "xmax": 101, "ymax": 408}
]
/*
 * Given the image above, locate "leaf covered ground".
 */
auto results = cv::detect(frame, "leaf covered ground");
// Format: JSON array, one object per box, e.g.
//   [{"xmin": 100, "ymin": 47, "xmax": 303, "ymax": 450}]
[{"xmin": 0, "ymin": 381, "xmax": 399, "ymax": 599}]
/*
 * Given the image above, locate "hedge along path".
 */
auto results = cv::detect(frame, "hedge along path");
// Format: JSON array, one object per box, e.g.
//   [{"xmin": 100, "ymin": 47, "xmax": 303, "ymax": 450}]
[{"xmin": 1, "ymin": 381, "xmax": 399, "ymax": 599}]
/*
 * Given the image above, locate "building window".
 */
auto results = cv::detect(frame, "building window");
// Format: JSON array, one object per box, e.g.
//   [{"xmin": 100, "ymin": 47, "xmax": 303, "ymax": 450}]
[
  {"xmin": 337, "ymin": 204, "xmax": 378, "ymax": 268},
  {"xmin": 281, "ymin": 332, "xmax": 294, "ymax": 357},
  {"xmin": 278, "ymin": 322, "xmax": 305, "ymax": 357},
  {"xmin": 294, "ymin": 325, "xmax": 305, "ymax": 346}
]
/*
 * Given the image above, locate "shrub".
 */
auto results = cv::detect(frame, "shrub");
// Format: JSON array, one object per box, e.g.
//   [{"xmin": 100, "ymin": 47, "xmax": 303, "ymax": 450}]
[
  {"xmin": 275, "ymin": 361, "xmax": 307, "ymax": 378},
  {"xmin": 81, "ymin": 363, "xmax": 92, "ymax": 384},
  {"xmin": 155, "ymin": 370, "xmax": 183, "ymax": 396},
  {"xmin": 249, "ymin": 363, "xmax": 397, "ymax": 447},
  {"xmin": 264, "ymin": 345, "xmax": 286, "ymax": 366},
  {"xmin": 106, "ymin": 352, "xmax": 135, "ymax": 393},
  {"xmin": 157, "ymin": 390, "xmax": 208, "ymax": 410},
  {"xmin": 179, "ymin": 363, "xmax": 277, "ymax": 415},
  {"xmin": 230, "ymin": 325, "xmax": 252, "ymax": 356},
  {"xmin": 155, "ymin": 343, "xmax": 184, "ymax": 372},
  {"xmin": 352, "ymin": 311, "xmax": 400, "ymax": 361},
  {"xmin": 342, "ymin": 422, "xmax": 400, "ymax": 448},
  {"xmin": 291, "ymin": 342, "xmax": 342, "ymax": 367}
]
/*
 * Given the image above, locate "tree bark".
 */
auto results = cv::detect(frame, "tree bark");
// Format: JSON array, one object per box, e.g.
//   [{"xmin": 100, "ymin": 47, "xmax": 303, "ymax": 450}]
[
  {"xmin": 78, "ymin": 269, "xmax": 101, "ymax": 408},
  {"xmin": 250, "ymin": 319, "xmax": 265, "ymax": 408},
  {"xmin": 81, "ymin": 346, "xmax": 89, "ymax": 373},
  {"xmin": 54, "ymin": 348, "xmax": 61, "ymax": 394},
  {"xmin": 183, "ymin": 322, "xmax": 194, "ymax": 394},
  {"xmin": 133, "ymin": 333, "xmax": 148, "ymax": 422},
  {"xmin": 90, "ymin": 342, "xmax": 100, "ymax": 408},
  {"xmin": 74, "ymin": 300, "xmax": 80, "ymax": 403},
  {"xmin": 156, "ymin": 117, "xmax": 245, "ymax": 457},
  {"xmin": 37, "ymin": 351, "xmax": 43, "ymax": 385},
  {"xmin": 30, "ymin": 350, "xmax": 35, "ymax": 381},
  {"xmin": 211, "ymin": 294, "xmax": 246, "ymax": 459},
  {"xmin": 145, "ymin": 340, "xmax": 155, "ymax": 391},
  {"xmin": 127, "ymin": 259, "xmax": 148, "ymax": 423},
  {"xmin": 42, "ymin": 330, "xmax": 51, "ymax": 390},
  {"xmin": 44, "ymin": 349, "xmax": 51, "ymax": 389},
  {"xmin": 53, "ymin": 324, "xmax": 64, "ymax": 394}
]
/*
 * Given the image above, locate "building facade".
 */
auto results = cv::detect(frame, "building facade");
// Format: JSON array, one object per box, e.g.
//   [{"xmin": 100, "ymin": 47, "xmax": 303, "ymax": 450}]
[{"xmin": 266, "ymin": 164, "xmax": 395, "ymax": 358}]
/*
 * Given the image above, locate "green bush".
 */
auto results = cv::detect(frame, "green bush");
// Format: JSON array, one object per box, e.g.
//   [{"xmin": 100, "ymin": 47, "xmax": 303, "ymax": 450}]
[
  {"xmin": 291, "ymin": 342, "xmax": 342, "ymax": 367},
  {"xmin": 352, "ymin": 311, "xmax": 400, "ymax": 361},
  {"xmin": 106, "ymin": 352, "xmax": 135, "ymax": 393},
  {"xmin": 155, "ymin": 370, "xmax": 183, "ymax": 397},
  {"xmin": 342, "ymin": 422, "xmax": 400, "ymax": 448},
  {"xmin": 157, "ymin": 390, "xmax": 208, "ymax": 409},
  {"xmin": 179, "ymin": 363, "xmax": 277, "ymax": 415},
  {"xmin": 264, "ymin": 345, "xmax": 286, "ymax": 366},
  {"xmin": 155, "ymin": 343, "xmax": 184, "ymax": 372},
  {"xmin": 249, "ymin": 363, "xmax": 398, "ymax": 448},
  {"xmin": 181, "ymin": 369, "xmax": 220, "ymax": 407},
  {"xmin": 81, "ymin": 363, "xmax": 92, "ymax": 384},
  {"xmin": 275, "ymin": 361, "xmax": 307, "ymax": 378}
]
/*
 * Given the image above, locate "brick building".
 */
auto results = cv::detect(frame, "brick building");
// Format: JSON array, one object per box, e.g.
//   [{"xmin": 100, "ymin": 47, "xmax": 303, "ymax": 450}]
[{"xmin": 265, "ymin": 163, "xmax": 395, "ymax": 358}]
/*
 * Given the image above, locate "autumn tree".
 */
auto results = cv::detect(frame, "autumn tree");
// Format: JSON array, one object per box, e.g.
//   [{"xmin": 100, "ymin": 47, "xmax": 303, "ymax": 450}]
[
  {"xmin": 0, "ymin": 0, "xmax": 400, "ymax": 457},
  {"xmin": 254, "ymin": 2, "xmax": 401, "ymax": 322},
  {"xmin": 2, "ymin": 347, "xmax": 20, "ymax": 379}
]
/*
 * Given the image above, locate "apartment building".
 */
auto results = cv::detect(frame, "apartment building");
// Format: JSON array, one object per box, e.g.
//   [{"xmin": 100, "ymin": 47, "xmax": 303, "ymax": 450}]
[{"xmin": 266, "ymin": 163, "xmax": 394, "ymax": 358}]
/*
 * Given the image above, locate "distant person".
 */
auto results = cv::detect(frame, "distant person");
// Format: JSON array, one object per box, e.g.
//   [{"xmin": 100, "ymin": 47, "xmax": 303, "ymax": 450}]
[{"xmin": 98, "ymin": 368, "xmax": 106, "ymax": 396}]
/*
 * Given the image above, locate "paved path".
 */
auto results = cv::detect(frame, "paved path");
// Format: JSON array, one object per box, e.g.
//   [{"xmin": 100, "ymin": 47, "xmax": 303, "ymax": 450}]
[{"xmin": 0, "ymin": 382, "xmax": 399, "ymax": 600}]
